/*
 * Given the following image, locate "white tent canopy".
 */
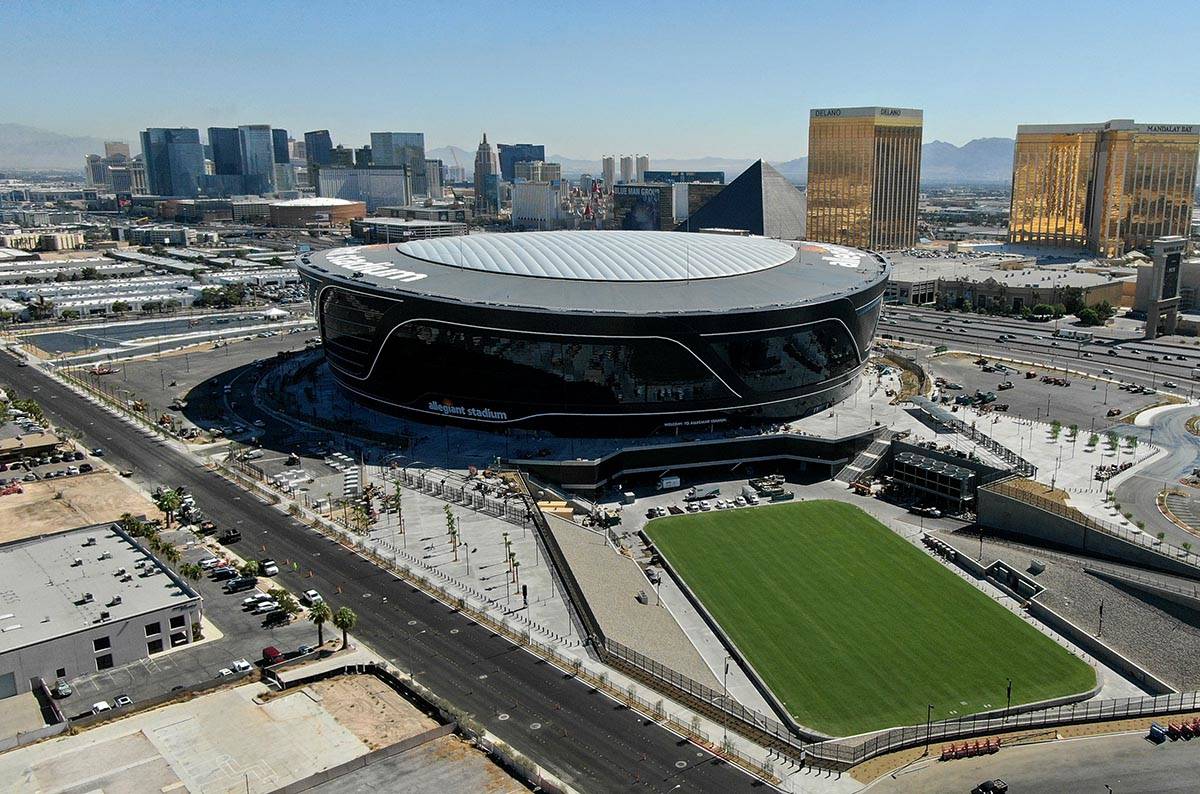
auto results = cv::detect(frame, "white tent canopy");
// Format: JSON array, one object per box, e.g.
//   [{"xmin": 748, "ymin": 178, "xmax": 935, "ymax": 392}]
[{"xmin": 261, "ymin": 307, "xmax": 290, "ymax": 320}]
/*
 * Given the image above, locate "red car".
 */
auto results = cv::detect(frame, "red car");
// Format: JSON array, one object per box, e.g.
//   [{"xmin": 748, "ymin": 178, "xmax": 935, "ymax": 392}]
[{"xmin": 262, "ymin": 646, "xmax": 284, "ymax": 665}]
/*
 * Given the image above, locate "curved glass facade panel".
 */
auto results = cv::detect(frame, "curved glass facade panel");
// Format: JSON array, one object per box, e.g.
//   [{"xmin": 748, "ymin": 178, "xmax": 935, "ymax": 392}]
[
  {"xmin": 709, "ymin": 320, "xmax": 860, "ymax": 394},
  {"xmin": 382, "ymin": 322, "xmax": 728, "ymax": 409},
  {"xmin": 320, "ymin": 289, "xmax": 393, "ymax": 377}
]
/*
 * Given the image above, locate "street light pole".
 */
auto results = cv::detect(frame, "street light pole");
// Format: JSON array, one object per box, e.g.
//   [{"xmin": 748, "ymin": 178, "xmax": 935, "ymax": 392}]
[{"xmin": 924, "ymin": 704, "xmax": 935, "ymax": 755}]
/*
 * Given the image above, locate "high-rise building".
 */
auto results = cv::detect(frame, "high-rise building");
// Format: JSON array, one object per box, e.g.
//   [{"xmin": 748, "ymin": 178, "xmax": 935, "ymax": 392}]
[
  {"xmin": 1009, "ymin": 119, "xmax": 1200, "ymax": 256},
  {"xmin": 643, "ymin": 170, "xmax": 725, "ymax": 185},
  {"xmin": 601, "ymin": 156, "xmax": 615, "ymax": 190},
  {"xmin": 288, "ymin": 137, "xmax": 307, "ymax": 162},
  {"xmin": 140, "ymin": 127, "xmax": 205, "ymax": 197},
  {"xmin": 104, "ymin": 141, "xmax": 130, "ymax": 160},
  {"xmin": 84, "ymin": 155, "xmax": 106, "ymax": 187},
  {"xmin": 238, "ymin": 124, "xmax": 277, "ymax": 192},
  {"xmin": 129, "ymin": 155, "xmax": 147, "ymax": 194},
  {"xmin": 473, "ymin": 134, "xmax": 501, "ymax": 212},
  {"xmin": 314, "ymin": 165, "xmax": 410, "ymax": 212},
  {"xmin": 425, "ymin": 159, "xmax": 444, "ymax": 197},
  {"xmin": 330, "ymin": 145, "xmax": 355, "ymax": 167},
  {"xmin": 371, "ymin": 132, "xmax": 428, "ymax": 195},
  {"xmin": 304, "ymin": 130, "xmax": 334, "ymax": 170},
  {"xmin": 497, "ymin": 143, "xmax": 546, "ymax": 181},
  {"xmin": 354, "ymin": 146, "xmax": 373, "ymax": 168},
  {"xmin": 514, "ymin": 160, "xmax": 562, "ymax": 182},
  {"xmin": 619, "ymin": 156, "xmax": 635, "ymax": 184},
  {"xmin": 635, "ymin": 154, "xmax": 649, "ymax": 182},
  {"xmin": 207, "ymin": 127, "xmax": 243, "ymax": 175},
  {"xmin": 272, "ymin": 128, "xmax": 290, "ymax": 164},
  {"xmin": 805, "ymin": 106, "xmax": 923, "ymax": 250}
]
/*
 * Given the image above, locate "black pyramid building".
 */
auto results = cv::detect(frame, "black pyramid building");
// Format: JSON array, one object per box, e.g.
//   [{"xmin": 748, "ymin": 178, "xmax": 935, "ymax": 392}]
[{"xmin": 675, "ymin": 159, "xmax": 806, "ymax": 240}]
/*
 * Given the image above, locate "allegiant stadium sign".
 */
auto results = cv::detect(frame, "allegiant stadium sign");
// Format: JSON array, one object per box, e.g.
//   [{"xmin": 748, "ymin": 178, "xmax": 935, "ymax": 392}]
[{"xmin": 326, "ymin": 247, "xmax": 427, "ymax": 283}]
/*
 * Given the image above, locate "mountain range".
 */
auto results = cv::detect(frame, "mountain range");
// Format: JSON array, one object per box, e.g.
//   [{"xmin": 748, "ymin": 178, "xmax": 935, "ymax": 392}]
[
  {"xmin": 430, "ymin": 139, "xmax": 1015, "ymax": 185},
  {"xmin": 1, "ymin": 124, "xmax": 1015, "ymax": 185}
]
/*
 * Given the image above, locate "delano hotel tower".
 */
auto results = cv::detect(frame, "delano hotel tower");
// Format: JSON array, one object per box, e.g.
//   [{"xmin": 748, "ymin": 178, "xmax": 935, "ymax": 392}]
[
  {"xmin": 806, "ymin": 106, "xmax": 923, "ymax": 250},
  {"xmin": 1009, "ymin": 119, "xmax": 1199, "ymax": 257}
]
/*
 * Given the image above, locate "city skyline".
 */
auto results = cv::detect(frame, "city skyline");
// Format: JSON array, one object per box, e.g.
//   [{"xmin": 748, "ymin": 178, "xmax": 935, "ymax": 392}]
[{"xmin": 4, "ymin": 0, "xmax": 1198, "ymax": 160}]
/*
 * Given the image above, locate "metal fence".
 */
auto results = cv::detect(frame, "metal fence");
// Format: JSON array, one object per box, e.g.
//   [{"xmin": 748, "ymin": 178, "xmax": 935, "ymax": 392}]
[
  {"xmin": 912, "ymin": 397, "xmax": 1037, "ymax": 477},
  {"xmin": 399, "ymin": 469, "xmax": 532, "ymax": 527},
  {"xmin": 810, "ymin": 690, "xmax": 1200, "ymax": 766}
]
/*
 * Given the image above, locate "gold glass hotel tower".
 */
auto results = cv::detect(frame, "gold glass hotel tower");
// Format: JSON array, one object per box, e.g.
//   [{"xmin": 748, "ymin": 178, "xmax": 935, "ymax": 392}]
[
  {"xmin": 806, "ymin": 107, "xmax": 923, "ymax": 250},
  {"xmin": 1010, "ymin": 120, "xmax": 1199, "ymax": 257}
]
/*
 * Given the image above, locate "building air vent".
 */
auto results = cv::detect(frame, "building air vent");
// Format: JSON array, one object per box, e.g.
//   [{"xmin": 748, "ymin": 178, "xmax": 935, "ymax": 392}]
[
  {"xmin": 99, "ymin": 611, "xmax": 110, "ymax": 621},
  {"xmin": 82, "ymin": 592, "xmax": 93, "ymax": 603},
  {"xmin": 115, "ymin": 568, "xmax": 126, "ymax": 576},
  {"xmin": 99, "ymin": 551, "xmax": 112, "ymax": 561},
  {"xmin": 108, "ymin": 595, "xmax": 122, "ymax": 607},
  {"xmin": 83, "ymin": 537, "xmax": 96, "ymax": 546},
  {"xmin": 72, "ymin": 558, "xmax": 83, "ymax": 567}
]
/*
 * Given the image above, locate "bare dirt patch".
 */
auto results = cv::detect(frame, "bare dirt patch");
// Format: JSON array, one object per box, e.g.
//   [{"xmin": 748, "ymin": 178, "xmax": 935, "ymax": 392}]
[
  {"xmin": 421, "ymin": 734, "xmax": 528, "ymax": 793},
  {"xmin": 1003, "ymin": 477, "xmax": 1071, "ymax": 506},
  {"xmin": 0, "ymin": 472, "xmax": 161, "ymax": 541},
  {"xmin": 306, "ymin": 675, "xmax": 437, "ymax": 750}
]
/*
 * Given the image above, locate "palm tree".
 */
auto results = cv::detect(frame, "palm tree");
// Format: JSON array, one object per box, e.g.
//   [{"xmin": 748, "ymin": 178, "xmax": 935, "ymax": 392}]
[
  {"xmin": 161, "ymin": 545, "xmax": 181, "ymax": 565},
  {"xmin": 332, "ymin": 606, "xmax": 357, "ymax": 649},
  {"xmin": 154, "ymin": 488, "xmax": 182, "ymax": 528},
  {"xmin": 240, "ymin": 560, "xmax": 261, "ymax": 577},
  {"xmin": 178, "ymin": 562, "xmax": 202, "ymax": 582},
  {"xmin": 308, "ymin": 601, "xmax": 332, "ymax": 646}
]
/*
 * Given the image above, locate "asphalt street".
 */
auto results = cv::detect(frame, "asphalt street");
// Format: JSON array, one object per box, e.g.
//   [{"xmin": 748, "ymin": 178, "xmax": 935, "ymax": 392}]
[{"xmin": 0, "ymin": 354, "xmax": 759, "ymax": 793}]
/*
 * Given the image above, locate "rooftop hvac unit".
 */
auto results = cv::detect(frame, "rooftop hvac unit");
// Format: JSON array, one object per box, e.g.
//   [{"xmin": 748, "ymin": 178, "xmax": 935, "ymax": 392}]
[
  {"xmin": 108, "ymin": 595, "xmax": 122, "ymax": 606},
  {"xmin": 83, "ymin": 537, "xmax": 97, "ymax": 546},
  {"xmin": 72, "ymin": 558, "xmax": 83, "ymax": 567},
  {"xmin": 99, "ymin": 551, "xmax": 112, "ymax": 561},
  {"xmin": 115, "ymin": 567, "xmax": 126, "ymax": 576},
  {"xmin": 99, "ymin": 611, "xmax": 110, "ymax": 621},
  {"xmin": 82, "ymin": 592, "xmax": 93, "ymax": 603}
]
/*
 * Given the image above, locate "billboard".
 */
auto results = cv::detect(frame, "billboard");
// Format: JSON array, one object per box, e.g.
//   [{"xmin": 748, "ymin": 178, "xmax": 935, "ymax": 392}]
[
  {"xmin": 1162, "ymin": 251, "xmax": 1181, "ymax": 300},
  {"xmin": 615, "ymin": 185, "xmax": 664, "ymax": 231}
]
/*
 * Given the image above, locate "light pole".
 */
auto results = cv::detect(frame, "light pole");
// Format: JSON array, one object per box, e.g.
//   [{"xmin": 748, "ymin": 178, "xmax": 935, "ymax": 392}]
[
  {"xmin": 924, "ymin": 704, "xmax": 935, "ymax": 755},
  {"xmin": 722, "ymin": 656, "xmax": 732, "ymax": 746},
  {"xmin": 1005, "ymin": 678, "xmax": 1012, "ymax": 721}
]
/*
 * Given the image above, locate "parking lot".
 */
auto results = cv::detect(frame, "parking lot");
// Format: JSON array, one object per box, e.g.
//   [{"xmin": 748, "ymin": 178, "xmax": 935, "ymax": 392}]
[
  {"xmin": 52, "ymin": 525, "xmax": 315, "ymax": 719},
  {"xmin": 925, "ymin": 353, "xmax": 1160, "ymax": 431}
]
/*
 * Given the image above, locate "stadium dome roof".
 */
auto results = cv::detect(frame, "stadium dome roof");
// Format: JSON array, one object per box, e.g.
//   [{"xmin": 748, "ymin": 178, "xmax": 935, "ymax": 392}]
[{"xmin": 397, "ymin": 230, "xmax": 798, "ymax": 282}]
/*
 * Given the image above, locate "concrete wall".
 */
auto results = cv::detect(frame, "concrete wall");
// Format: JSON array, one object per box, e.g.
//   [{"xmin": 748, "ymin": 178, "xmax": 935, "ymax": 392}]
[{"xmin": 978, "ymin": 487, "xmax": 1200, "ymax": 581}]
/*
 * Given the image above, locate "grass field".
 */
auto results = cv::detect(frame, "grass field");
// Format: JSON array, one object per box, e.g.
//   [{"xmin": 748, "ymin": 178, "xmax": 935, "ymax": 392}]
[{"xmin": 646, "ymin": 500, "xmax": 1095, "ymax": 736}]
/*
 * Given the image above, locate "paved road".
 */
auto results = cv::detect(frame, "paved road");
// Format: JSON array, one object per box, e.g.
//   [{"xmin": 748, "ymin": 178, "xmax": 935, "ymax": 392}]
[
  {"xmin": 0, "ymin": 355, "xmax": 758, "ymax": 793},
  {"xmin": 1113, "ymin": 406, "xmax": 1200, "ymax": 545},
  {"xmin": 872, "ymin": 730, "xmax": 1200, "ymax": 793}
]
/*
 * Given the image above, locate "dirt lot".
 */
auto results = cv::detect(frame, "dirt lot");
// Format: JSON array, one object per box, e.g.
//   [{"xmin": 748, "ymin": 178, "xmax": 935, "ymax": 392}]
[
  {"xmin": 0, "ymin": 471, "xmax": 161, "ymax": 541},
  {"xmin": 308, "ymin": 675, "xmax": 438, "ymax": 750}
]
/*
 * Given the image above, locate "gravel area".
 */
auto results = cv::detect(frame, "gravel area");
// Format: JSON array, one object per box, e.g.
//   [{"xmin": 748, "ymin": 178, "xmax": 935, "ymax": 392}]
[
  {"xmin": 546, "ymin": 514, "xmax": 719, "ymax": 688},
  {"xmin": 936, "ymin": 530, "xmax": 1200, "ymax": 691}
]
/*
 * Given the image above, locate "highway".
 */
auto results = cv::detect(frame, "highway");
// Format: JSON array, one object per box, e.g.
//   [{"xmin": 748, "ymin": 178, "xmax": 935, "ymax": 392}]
[
  {"xmin": 881, "ymin": 304, "xmax": 1200, "ymax": 396},
  {"xmin": 0, "ymin": 354, "xmax": 759, "ymax": 793}
]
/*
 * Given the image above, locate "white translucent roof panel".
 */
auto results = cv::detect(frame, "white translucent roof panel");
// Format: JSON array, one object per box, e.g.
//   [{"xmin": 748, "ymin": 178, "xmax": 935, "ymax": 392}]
[{"xmin": 397, "ymin": 230, "xmax": 797, "ymax": 282}]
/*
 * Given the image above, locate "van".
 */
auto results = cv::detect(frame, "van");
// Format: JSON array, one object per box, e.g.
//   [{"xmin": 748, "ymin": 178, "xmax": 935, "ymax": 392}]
[
  {"xmin": 262, "ymin": 646, "xmax": 284, "ymax": 665},
  {"xmin": 657, "ymin": 475, "xmax": 681, "ymax": 491}
]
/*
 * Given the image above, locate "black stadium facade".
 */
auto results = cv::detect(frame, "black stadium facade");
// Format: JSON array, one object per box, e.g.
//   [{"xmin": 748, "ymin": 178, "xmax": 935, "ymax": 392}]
[{"xmin": 299, "ymin": 231, "xmax": 889, "ymax": 434}]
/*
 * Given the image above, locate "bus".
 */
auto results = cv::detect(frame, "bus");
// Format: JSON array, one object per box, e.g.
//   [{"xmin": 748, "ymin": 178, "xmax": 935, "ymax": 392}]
[{"xmin": 1053, "ymin": 329, "xmax": 1094, "ymax": 342}]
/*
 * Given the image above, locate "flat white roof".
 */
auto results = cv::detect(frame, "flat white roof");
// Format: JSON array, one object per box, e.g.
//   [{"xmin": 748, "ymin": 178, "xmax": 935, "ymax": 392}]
[{"xmin": 398, "ymin": 230, "xmax": 799, "ymax": 282}]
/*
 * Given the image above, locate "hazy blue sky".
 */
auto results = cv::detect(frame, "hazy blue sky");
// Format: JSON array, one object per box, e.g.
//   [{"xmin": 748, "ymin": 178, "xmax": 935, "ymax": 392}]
[{"xmin": 4, "ymin": 0, "xmax": 1197, "ymax": 159}]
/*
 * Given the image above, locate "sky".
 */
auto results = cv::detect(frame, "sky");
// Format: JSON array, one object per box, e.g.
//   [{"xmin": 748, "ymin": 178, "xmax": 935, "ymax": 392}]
[{"xmin": 3, "ymin": 0, "xmax": 1198, "ymax": 160}]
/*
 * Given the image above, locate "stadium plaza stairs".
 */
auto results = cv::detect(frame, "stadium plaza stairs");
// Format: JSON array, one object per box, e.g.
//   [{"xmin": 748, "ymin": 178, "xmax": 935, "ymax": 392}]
[{"xmin": 835, "ymin": 429, "xmax": 894, "ymax": 483}]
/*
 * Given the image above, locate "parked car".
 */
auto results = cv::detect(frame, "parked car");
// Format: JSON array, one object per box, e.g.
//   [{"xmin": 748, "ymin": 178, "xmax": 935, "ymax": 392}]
[
  {"xmin": 225, "ymin": 576, "xmax": 257, "ymax": 593},
  {"xmin": 52, "ymin": 678, "xmax": 72, "ymax": 698},
  {"xmin": 301, "ymin": 589, "xmax": 323, "ymax": 606},
  {"xmin": 218, "ymin": 529, "xmax": 241, "ymax": 544},
  {"xmin": 198, "ymin": 556, "xmax": 221, "ymax": 570},
  {"xmin": 91, "ymin": 701, "xmax": 111, "ymax": 715},
  {"xmin": 260, "ymin": 559, "xmax": 279, "ymax": 576},
  {"xmin": 78, "ymin": 463, "xmax": 93, "ymax": 473},
  {"xmin": 262, "ymin": 646, "xmax": 285, "ymax": 665},
  {"xmin": 232, "ymin": 659, "xmax": 252, "ymax": 673},
  {"xmin": 242, "ymin": 593, "xmax": 271, "ymax": 608},
  {"xmin": 91, "ymin": 448, "xmax": 104, "ymax": 457},
  {"xmin": 211, "ymin": 567, "xmax": 239, "ymax": 581},
  {"xmin": 114, "ymin": 695, "xmax": 133, "ymax": 708},
  {"xmin": 253, "ymin": 600, "xmax": 280, "ymax": 614}
]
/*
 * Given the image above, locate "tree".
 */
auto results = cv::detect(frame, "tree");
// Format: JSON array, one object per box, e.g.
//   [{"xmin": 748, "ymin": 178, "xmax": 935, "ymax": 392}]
[
  {"xmin": 271, "ymin": 587, "xmax": 300, "ymax": 618},
  {"xmin": 1075, "ymin": 307, "xmax": 1101, "ymax": 326},
  {"xmin": 160, "ymin": 544, "xmax": 181, "ymax": 564},
  {"xmin": 80, "ymin": 266, "xmax": 99, "ymax": 280},
  {"xmin": 240, "ymin": 560, "xmax": 261, "ymax": 577},
  {"xmin": 111, "ymin": 300, "xmax": 132, "ymax": 315},
  {"xmin": 1087, "ymin": 433, "xmax": 1100, "ymax": 448},
  {"xmin": 153, "ymin": 487, "xmax": 183, "ymax": 528},
  {"xmin": 308, "ymin": 601, "xmax": 332, "ymax": 646},
  {"xmin": 1031, "ymin": 303, "xmax": 1055, "ymax": 318},
  {"xmin": 61, "ymin": 309, "xmax": 80, "ymax": 320},
  {"xmin": 332, "ymin": 606, "xmax": 357, "ymax": 649},
  {"xmin": 178, "ymin": 562, "xmax": 202, "ymax": 582}
]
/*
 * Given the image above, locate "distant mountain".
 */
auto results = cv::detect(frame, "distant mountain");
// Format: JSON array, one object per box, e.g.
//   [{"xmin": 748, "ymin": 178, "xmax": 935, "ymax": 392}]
[
  {"xmin": 430, "ymin": 137, "xmax": 1015, "ymax": 186},
  {"xmin": 0, "ymin": 123, "xmax": 108, "ymax": 171},
  {"xmin": 920, "ymin": 137, "xmax": 1013, "ymax": 184}
]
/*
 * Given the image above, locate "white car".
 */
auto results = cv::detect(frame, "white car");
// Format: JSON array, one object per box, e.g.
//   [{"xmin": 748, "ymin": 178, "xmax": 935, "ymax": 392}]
[
  {"xmin": 1102, "ymin": 369, "xmax": 1114, "ymax": 375},
  {"xmin": 91, "ymin": 701, "xmax": 111, "ymax": 715},
  {"xmin": 260, "ymin": 559, "xmax": 279, "ymax": 576},
  {"xmin": 685, "ymin": 502, "xmax": 699, "ymax": 512},
  {"xmin": 242, "ymin": 593, "xmax": 271, "ymax": 607},
  {"xmin": 231, "ymin": 659, "xmax": 252, "ymax": 673},
  {"xmin": 253, "ymin": 600, "xmax": 280, "ymax": 614},
  {"xmin": 217, "ymin": 667, "xmax": 235, "ymax": 677},
  {"xmin": 1164, "ymin": 381, "xmax": 1178, "ymax": 388},
  {"xmin": 699, "ymin": 501, "xmax": 712, "ymax": 511},
  {"xmin": 302, "ymin": 589, "xmax": 323, "ymax": 606},
  {"xmin": 198, "ymin": 557, "xmax": 221, "ymax": 570}
]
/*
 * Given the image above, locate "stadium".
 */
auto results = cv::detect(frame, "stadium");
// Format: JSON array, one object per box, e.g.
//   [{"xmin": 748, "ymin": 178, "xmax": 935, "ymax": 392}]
[{"xmin": 298, "ymin": 230, "xmax": 889, "ymax": 433}]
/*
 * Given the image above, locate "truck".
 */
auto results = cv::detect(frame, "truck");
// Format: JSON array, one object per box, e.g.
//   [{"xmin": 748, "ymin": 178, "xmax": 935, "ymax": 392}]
[
  {"xmin": 684, "ymin": 486, "xmax": 720, "ymax": 502},
  {"xmin": 657, "ymin": 475, "xmax": 681, "ymax": 491}
]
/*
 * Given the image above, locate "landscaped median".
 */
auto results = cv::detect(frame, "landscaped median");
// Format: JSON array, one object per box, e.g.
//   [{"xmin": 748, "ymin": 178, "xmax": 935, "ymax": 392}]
[{"xmin": 645, "ymin": 500, "xmax": 1096, "ymax": 737}]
